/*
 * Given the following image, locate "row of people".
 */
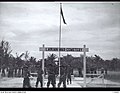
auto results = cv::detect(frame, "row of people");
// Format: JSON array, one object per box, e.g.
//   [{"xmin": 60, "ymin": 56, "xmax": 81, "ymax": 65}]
[{"xmin": 23, "ymin": 63, "xmax": 72, "ymax": 88}]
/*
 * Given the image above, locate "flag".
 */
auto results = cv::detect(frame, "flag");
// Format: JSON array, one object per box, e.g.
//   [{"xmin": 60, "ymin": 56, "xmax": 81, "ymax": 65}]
[{"xmin": 61, "ymin": 5, "xmax": 67, "ymax": 24}]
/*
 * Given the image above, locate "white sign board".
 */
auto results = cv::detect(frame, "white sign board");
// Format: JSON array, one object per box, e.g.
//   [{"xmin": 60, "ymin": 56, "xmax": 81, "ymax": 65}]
[{"xmin": 39, "ymin": 47, "xmax": 89, "ymax": 52}]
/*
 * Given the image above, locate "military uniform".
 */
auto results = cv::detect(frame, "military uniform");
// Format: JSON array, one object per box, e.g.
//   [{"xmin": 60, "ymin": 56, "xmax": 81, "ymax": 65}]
[
  {"xmin": 101, "ymin": 68, "xmax": 104, "ymax": 74},
  {"xmin": 35, "ymin": 68, "xmax": 43, "ymax": 88},
  {"xmin": 47, "ymin": 64, "xmax": 56, "ymax": 88},
  {"xmin": 23, "ymin": 66, "xmax": 31, "ymax": 88},
  {"xmin": 67, "ymin": 65, "xmax": 72, "ymax": 85},
  {"xmin": 58, "ymin": 64, "xmax": 67, "ymax": 88}
]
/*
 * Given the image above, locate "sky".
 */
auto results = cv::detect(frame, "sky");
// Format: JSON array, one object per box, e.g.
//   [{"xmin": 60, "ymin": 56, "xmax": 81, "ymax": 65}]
[{"xmin": 0, "ymin": 2, "xmax": 120, "ymax": 60}]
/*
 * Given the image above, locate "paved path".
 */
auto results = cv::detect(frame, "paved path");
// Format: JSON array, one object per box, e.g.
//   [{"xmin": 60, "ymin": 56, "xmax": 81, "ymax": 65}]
[{"xmin": 0, "ymin": 77, "xmax": 120, "ymax": 88}]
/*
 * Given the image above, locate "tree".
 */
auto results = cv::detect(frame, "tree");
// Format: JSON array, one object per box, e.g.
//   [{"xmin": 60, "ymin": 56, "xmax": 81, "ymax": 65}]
[
  {"xmin": 24, "ymin": 51, "xmax": 29, "ymax": 61},
  {"xmin": 46, "ymin": 53, "xmax": 58, "ymax": 74},
  {"xmin": 15, "ymin": 52, "xmax": 24, "ymax": 77},
  {"xmin": 0, "ymin": 40, "xmax": 12, "ymax": 68},
  {"xmin": 46, "ymin": 53, "xmax": 57, "ymax": 64},
  {"xmin": 93, "ymin": 54, "xmax": 104, "ymax": 69},
  {"xmin": 15, "ymin": 52, "xmax": 24, "ymax": 68},
  {"xmin": 110, "ymin": 58, "xmax": 119, "ymax": 71},
  {"xmin": 29, "ymin": 56, "xmax": 37, "ymax": 72},
  {"xmin": 62, "ymin": 54, "xmax": 73, "ymax": 66}
]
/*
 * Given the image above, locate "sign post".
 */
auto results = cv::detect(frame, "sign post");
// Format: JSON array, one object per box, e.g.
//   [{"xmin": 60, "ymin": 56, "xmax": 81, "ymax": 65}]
[
  {"xmin": 42, "ymin": 44, "xmax": 45, "ymax": 87},
  {"xmin": 39, "ymin": 45, "xmax": 89, "ymax": 87},
  {"xmin": 83, "ymin": 45, "xmax": 86, "ymax": 87}
]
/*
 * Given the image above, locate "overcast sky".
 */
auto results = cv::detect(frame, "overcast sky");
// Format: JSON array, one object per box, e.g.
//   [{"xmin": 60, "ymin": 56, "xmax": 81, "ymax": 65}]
[{"xmin": 0, "ymin": 2, "xmax": 120, "ymax": 60}]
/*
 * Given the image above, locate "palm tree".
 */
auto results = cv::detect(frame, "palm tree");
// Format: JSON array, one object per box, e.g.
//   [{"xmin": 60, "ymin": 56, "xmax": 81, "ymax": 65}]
[
  {"xmin": 24, "ymin": 51, "xmax": 29, "ymax": 61},
  {"xmin": 15, "ymin": 52, "xmax": 24, "ymax": 77},
  {"xmin": 29, "ymin": 56, "xmax": 36, "ymax": 73},
  {"xmin": 46, "ymin": 53, "xmax": 58, "ymax": 73},
  {"xmin": 47, "ymin": 53, "xmax": 57, "ymax": 64},
  {"xmin": 0, "ymin": 40, "xmax": 12, "ymax": 77}
]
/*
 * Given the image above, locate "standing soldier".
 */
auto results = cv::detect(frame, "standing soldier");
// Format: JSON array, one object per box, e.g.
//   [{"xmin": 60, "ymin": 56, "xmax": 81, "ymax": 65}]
[
  {"xmin": 0, "ymin": 67, "xmax": 1, "ymax": 74},
  {"xmin": 23, "ymin": 66, "xmax": 31, "ymax": 88},
  {"xmin": 1, "ymin": 67, "xmax": 5, "ymax": 77},
  {"xmin": 90, "ymin": 67, "xmax": 94, "ymax": 78},
  {"xmin": 35, "ymin": 66, "xmax": 43, "ymax": 88},
  {"xmin": 47, "ymin": 63, "xmax": 56, "ymax": 88},
  {"xmin": 58, "ymin": 62, "xmax": 67, "ymax": 88},
  {"xmin": 67, "ymin": 65, "xmax": 72, "ymax": 85},
  {"xmin": 101, "ymin": 67, "xmax": 104, "ymax": 74},
  {"xmin": 104, "ymin": 68, "xmax": 107, "ymax": 75}
]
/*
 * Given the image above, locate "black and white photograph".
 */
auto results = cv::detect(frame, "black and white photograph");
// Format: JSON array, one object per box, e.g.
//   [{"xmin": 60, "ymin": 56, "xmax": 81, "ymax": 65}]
[{"xmin": 0, "ymin": 2, "xmax": 120, "ymax": 89}]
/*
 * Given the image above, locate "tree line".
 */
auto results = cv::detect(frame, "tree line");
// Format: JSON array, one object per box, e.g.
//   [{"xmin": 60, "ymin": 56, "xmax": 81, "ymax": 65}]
[{"xmin": 0, "ymin": 40, "xmax": 120, "ymax": 77}]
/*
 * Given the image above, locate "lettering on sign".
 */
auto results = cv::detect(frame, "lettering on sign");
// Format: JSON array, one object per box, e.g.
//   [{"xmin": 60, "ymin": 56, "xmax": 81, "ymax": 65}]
[{"xmin": 39, "ymin": 47, "xmax": 89, "ymax": 52}]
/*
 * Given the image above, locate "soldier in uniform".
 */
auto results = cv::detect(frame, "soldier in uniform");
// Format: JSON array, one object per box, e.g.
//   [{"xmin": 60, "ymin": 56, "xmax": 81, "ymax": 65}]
[
  {"xmin": 104, "ymin": 68, "xmax": 107, "ymax": 75},
  {"xmin": 1, "ymin": 65, "xmax": 5, "ymax": 77},
  {"xmin": 35, "ymin": 66, "xmax": 43, "ymax": 88},
  {"xmin": 47, "ymin": 63, "xmax": 56, "ymax": 88},
  {"xmin": 90, "ymin": 67, "xmax": 94, "ymax": 78},
  {"xmin": 23, "ymin": 66, "xmax": 31, "ymax": 88},
  {"xmin": 58, "ymin": 62, "xmax": 67, "ymax": 88},
  {"xmin": 101, "ymin": 67, "xmax": 104, "ymax": 74},
  {"xmin": 67, "ymin": 65, "xmax": 72, "ymax": 85}
]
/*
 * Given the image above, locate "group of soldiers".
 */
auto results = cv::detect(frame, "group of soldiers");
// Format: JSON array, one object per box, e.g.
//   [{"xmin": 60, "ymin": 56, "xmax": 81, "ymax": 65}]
[
  {"xmin": 1, "ymin": 62, "xmax": 107, "ymax": 88},
  {"xmin": 23, "ymin": 62, "xmax": 72, "ymax": 88}
]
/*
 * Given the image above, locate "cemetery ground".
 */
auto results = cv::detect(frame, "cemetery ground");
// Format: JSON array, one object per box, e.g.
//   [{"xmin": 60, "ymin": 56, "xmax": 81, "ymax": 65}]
[{"xmin": 0, "ymin": 71, "xmax": 120, "ymax": 88}]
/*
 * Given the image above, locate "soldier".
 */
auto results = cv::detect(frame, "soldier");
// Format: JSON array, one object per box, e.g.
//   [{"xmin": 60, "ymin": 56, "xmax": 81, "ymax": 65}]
[
  {"xmin": 35, "ymin": 66, "xmax": 43, "ymax": 88},
  {"xmin": 67, "ymin": 65, "xmax": 72, "ymax": 85},
  {"xmin": 90, "ymin": 67, "xmax": 94, "ymax": 78},
  {"xmin": 0, "ymin": 67, "xmax": 1, "ymax": 73},
  {"xmin": 47, "ymin": 63, "xmax": 56, "ymax": 88},
  {"xmin": 58, "ymin": 63, "xmax": 67, "ymax": 88},
  {"xmin": 1, "ymin": 67, "xmax": 5, "ymax": 77},
  {"xmin": 104, "ymin": 68, "xmax": 107, "ymax": 75},
  {"xmin": 101, "ymin": 67, "xmax": 104, "ymax": 74},
  {"xmin": 23, "ymin": 66, "xmax": 31, "ymax": 88}
]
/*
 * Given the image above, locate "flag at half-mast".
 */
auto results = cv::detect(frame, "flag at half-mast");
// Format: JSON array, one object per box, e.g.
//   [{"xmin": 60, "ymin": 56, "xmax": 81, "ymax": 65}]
[{"xmin": 61, "ymin": 4, "xmax": 67, "ymax": 24}]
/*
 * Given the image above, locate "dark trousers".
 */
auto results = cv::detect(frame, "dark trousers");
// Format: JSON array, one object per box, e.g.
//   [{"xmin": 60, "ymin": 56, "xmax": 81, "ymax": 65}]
[
  {"xmin": 2, "ymin": 70, "xmax": 5, "ymax": 77},
  {"xmin": 58, "ymin": 75, "xmax": 66, "ymax": 88},
  {"xmin": 36, "ymin": 77, "xmax": 43, "ymax": 88},
  {"xmin": 67, "ymin": 76, "xmax": 71, "ymax": 85},
  {"xmin": 23, "ymin": 77, "xmax": 31, "ymax": 88},
  {"xmin": 90, "ymin": 71, "xmax": 94, "ymax": 78},
  {"xmin": 47, "ymin": 74, "xmax": 56, "ymax": 88}
]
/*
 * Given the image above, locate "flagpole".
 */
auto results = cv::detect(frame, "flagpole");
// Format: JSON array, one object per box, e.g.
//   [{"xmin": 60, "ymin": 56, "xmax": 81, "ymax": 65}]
[{"xmin": 58, "ymin": 3, "xmax": 62, "ymax": 77}]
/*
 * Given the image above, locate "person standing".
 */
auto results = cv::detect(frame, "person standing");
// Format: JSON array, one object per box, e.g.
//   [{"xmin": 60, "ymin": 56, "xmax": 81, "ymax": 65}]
[
  {"xmin": 105, "ymin": 68, "xmax": 107, "ymax": 75},
  {"xmin": 35, "ymin": 66, "xmax": 43, "ymax": 88},
  {"xmin": 1, "ymin": 67, "xmax": 5, "ymax": 77},
  {"xmin": 101, "ymin": 67, "xmax": 104, "ymax": 74},
  {"xmin": 23, "ymin": 66, "xmax": 31, "ymax": 88},
  {"xmin": 47, "ymin": 63, "xmax": 56, "ymax": 88},
  {"xmin": 58, "ymin": 63, "xmax": 67, "ymax": 88},
  {"xmin": 67, "ymin": 65, "xmax": 72, "ymax": 85},
  {"xmin": 90, "ymin": 67, "xmax": 94, "ymax": 78}
]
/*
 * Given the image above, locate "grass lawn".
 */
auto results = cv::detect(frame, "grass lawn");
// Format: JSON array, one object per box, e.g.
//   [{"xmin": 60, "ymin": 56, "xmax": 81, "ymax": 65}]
[{"xmin": 104, "ymin": 71, "xmax": 120, "ymax": 83}]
